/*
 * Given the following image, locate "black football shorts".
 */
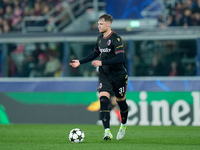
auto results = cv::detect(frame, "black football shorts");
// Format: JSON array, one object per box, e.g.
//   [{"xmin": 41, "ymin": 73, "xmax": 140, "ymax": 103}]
[{"xmin": 98, "ymin": 73, "xmax": 128, "ymax": 98}]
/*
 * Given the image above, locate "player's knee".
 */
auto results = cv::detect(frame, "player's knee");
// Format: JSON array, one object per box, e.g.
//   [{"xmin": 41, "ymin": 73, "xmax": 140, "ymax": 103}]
[{"xmin": 100, "ymin": 96, "xmax": 109, "ymax": 111}]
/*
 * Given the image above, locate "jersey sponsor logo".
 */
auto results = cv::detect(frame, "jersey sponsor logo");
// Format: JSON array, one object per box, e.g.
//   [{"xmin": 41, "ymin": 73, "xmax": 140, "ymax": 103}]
[
  {"xmin": 99, "ymin": 47, "xmax": 111, "ymax": 53},
  {"xmin": 117, "ymin": 38, "xmax": 120, "ymax": 42},
  {"xmin": 107, "ymin": 39, "xmax": 111, "ymax": 46}
]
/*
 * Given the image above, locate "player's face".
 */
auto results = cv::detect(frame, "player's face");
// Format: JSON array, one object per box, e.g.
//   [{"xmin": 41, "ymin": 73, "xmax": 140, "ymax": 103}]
[{"xmin": 98, "ymin": 18, "xmax": 110, "ymax": 33}]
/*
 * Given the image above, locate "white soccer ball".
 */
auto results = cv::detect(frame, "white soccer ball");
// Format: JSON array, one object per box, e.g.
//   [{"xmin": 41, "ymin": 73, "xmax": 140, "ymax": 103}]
[{"xmin": 69, "ymin": 128, "xmax": 85, "ymax": 143}]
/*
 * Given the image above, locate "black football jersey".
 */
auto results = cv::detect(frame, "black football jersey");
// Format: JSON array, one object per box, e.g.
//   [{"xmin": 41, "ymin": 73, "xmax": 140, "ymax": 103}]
[{"xmin": 94, "ymin": 30, "xmax": 127, "ymax": 75}]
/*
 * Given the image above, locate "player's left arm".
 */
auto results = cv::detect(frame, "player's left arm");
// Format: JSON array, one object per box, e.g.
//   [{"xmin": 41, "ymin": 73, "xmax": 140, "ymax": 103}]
[{"xmin": 92, "ymin": 51, "xmax": 125, "ymax": 67}]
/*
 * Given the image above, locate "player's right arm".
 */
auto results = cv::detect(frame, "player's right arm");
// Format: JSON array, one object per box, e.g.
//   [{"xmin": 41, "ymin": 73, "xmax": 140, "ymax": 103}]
[
  {"xmin": 70, "ymin": 38, "xmax": 100, "ymax": 68},
  {"xmin": 70, "ymin": 60, "xmax": 80, "ymax": 68},
  {"xmin": 79, "ymin": 51, "xmax": 100, "ymax": 64},
  {"xmin": 70, "ymin": 51, "xmax": 100, "ymax": 68}
]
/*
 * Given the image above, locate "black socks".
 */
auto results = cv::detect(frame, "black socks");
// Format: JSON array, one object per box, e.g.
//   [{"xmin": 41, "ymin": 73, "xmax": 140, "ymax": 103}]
[
  {"xmin": 100, "ymin": 96, "xmax": 110, "ymax": 129},
  {"xmin": 117, "ymin": 100, "xmax": 129, "ymax": 124}
]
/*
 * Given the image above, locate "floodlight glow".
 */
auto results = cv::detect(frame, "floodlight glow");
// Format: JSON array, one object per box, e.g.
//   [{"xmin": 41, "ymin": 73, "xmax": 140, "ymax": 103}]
[{"xmin": 129, "ymin": 20, "xmax": 140, "ymax": 28}]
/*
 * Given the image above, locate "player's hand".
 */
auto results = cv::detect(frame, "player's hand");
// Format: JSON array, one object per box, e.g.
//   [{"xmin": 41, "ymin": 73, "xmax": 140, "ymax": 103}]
[
  {"xmin": 92, "ymin": 60, "xmax": 102, "ymax": 67},
  {"xmin": 70, "ymin": 60, "xmax": 80, "ymax": 68}
]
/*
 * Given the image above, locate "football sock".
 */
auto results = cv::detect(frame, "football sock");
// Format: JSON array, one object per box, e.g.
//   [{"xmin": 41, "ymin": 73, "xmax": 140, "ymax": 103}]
[
  {"xmin": 105, "ymin": 128, "xmax": 110, "ymax": 132},
  {"xmin": 100, "ymin": 96, "xmax": 110, "ymax": 129},
  {"xmin": 98, "ymin": 98, "xmax": 113, "ymax": 120},
  {"xmin": 121, "ymin": 123, "xmax": 127, "ymax": 127},
  {"xmin": 117, "ymin": 100, "xmax": 129, "ymax": 124}
]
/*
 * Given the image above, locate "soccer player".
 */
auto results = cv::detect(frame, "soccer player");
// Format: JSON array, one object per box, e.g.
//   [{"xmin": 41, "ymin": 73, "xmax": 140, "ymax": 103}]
[{"xmin": 70, "ymin": 14, "xmax": 129, "ymax": 141}]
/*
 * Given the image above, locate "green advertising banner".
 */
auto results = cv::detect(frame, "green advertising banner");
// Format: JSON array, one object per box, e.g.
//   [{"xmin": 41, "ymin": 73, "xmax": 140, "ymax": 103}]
[
  {"xmin": 5, "ymin": 92, "xmax": 97, "ymax": 105},
  {"xmin": 125, "ymin": 91, "xmax": 200, "ymax": 126},
  {"xmin": 0, "ymin": 105, "xmax": 10, "ymax": 124},
  {"xmin": 1, "ymin": 91, "xmax": 200, "ymax": 126}
]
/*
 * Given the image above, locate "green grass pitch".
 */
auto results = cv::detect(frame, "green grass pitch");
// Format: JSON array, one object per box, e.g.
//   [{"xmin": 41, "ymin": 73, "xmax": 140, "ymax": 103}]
[{"xmin": 0, "ymin": 124, "xmax": 200, "ymax": 150}]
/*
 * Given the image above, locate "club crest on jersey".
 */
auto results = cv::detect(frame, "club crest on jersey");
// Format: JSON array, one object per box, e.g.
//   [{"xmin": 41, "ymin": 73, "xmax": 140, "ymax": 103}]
[{"xmin": 107, "ymin": 39, "xmax": 111, "ymax": 46}]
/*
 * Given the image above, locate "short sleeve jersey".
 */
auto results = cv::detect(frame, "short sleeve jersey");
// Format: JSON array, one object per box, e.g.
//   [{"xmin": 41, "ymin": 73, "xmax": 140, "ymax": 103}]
[{"xmin": 94, "ymin": 30, "xmax": 127, "ymax": 75}]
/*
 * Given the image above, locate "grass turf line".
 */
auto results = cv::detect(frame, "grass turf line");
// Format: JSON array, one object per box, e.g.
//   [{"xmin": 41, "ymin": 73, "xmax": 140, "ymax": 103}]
[{"xmin": 0, "ymin": 124, "xmax": 200, "ymax": 150}]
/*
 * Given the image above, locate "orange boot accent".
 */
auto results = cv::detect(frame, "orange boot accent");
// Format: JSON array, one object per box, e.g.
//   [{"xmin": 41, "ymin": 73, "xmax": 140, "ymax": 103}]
[
  {"xmin": 115, "ymin": 109, "xmax": 122, "ymax": 122},
  {"xmin": 87, "ymin": 100, "xmax": 100, "ymax": 111}
]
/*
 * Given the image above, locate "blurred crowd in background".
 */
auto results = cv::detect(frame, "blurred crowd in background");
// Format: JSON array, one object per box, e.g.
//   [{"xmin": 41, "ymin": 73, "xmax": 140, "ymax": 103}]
[
  {"xmin": 6, "ymin": 43, "xmax": 63, "ymax": 77},
  {"xmin": 5, "ymin": 39, "xmax": 194, "ymax": 78},
  {"xmin": 1, "ymin": 0, "xmax": 200, "ymax": 33},
  {"xmin": 0, "ymin": 0, "xmax": 60, "ymax": 33},
  {"xmin": 0, "ymin": 0, "xmax": 198, "ymax": 77},
  {"xmin": 159, "ymin": 0, "xmax": 200, "ymax": 27},
  {"xmin": 0, "ymin": 0, "xmax": 84, "ymax": 33},
  {"xmin": 134, "ymin": 40, "xmax": 196, "ymax": 77}
]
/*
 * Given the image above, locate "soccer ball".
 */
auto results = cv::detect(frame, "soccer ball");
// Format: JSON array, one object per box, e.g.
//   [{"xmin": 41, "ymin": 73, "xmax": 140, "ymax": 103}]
[{"xmin": 69, "ymin": 128, "xmax": 85, "ymax": 143}]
